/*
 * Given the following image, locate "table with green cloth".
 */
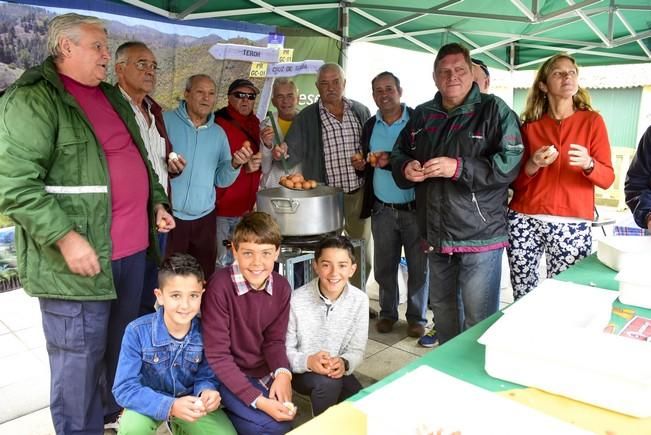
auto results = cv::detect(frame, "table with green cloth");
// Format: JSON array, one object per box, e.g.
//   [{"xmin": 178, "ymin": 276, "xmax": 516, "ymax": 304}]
[{"xmin": 323, "ymin": 254, "xmax": 650, "ymax": 434}]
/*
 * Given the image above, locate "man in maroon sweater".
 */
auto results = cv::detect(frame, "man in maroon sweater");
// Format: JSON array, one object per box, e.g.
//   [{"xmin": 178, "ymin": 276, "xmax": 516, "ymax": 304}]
[{"xmin": 202, "ymin": 212, "xmax": 295, "ymax": 434}]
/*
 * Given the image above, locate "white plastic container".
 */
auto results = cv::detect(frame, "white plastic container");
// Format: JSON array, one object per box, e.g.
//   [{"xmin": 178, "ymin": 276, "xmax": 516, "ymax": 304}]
[
  {"xmin": 479, "ymin": 280, "xmax": 651, "ymax": 418},
  {"xmin": 597, "ymin": 236, "xmax": 651, "ymax": 271},
  {"xmin": 615, "ymin": 270, "xmax": 651, "ymax": 308}
]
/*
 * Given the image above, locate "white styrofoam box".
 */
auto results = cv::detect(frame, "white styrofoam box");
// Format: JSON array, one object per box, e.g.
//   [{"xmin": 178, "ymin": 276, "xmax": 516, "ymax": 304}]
[
  {"xmin": 597, "ymin": 236, "xmax": 651, "ymax": 271},
  {"xmin": 616, "ymin": 270, "xmax": 651, "ymax": 308},
  {"xmin": 479, "ymin": 279, "xmax": 651, "ymax": 418}
]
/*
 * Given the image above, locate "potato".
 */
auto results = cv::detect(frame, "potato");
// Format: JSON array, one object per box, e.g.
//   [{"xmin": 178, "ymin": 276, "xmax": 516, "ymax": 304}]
[
  {"xmin": 283, "ymin": 401, "xmax": 297, "ymax": 415},
  {"xmin": 302, "ymin": 181, "xmax": 311, "ymax": 189},
  {"xmin": 279, "ymin": 175, "xmax": 287, "ymax": 184},
  {"xmin": 309, "ymin": 180, "xmax": 317, "ymax": 189},
  {"xmin": 284, "ymin": 180, "xmax": 294, "ymax": 189}
]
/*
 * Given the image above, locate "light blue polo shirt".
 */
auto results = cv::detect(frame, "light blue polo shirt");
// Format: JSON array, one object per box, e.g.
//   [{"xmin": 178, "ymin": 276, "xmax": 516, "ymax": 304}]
[{"xmin": 370, "ymin": 104, "xmax": 415, "ymax": 204}]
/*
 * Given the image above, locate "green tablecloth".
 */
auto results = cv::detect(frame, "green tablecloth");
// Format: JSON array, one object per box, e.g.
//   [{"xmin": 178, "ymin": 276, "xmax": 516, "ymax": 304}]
[{"xmin": 352, "ymin": 253, "xmax": 649, "ymax": 400}]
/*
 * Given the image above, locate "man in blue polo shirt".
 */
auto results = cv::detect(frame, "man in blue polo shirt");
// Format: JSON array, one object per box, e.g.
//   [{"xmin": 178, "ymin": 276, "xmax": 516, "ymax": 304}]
[{"xmin": 360, "ymin": 71, "xmax": 428, "ymax": 339}]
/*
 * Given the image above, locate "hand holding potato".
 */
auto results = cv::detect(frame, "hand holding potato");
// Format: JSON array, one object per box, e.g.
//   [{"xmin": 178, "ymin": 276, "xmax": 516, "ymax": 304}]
[
  {"xmin": 273, "ymin": 142, "xmax": 289, "ymax": 160},
  {"xmin": 245, "ymin": 151, "xmax": 262, "ymax": 173},
  {"xmin": 367, "ymin": 151, "xmax": 390, "ymax": 168},
  {"xmin": 525, "ymin": 144, "xmax": 559, "ymax": 176},
  {"xmin": 351, "ymin": 152, "xmax": 365, "ymax": 171},
  {"xmin": 404, "ymin": 160, "xmax": 426, "ymax": 182},
  {"xmin": 167, "ymin": 152, "xmax": 186, "ymax": 174},
  {"xmin": 232, "ymin": 144, "xmax": 253, "ymax": 168}
]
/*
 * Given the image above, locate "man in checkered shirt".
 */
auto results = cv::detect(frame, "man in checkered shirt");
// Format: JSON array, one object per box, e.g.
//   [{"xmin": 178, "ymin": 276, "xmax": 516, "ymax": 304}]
[{"xmin": 278, "ymin": 63, "xmax": 372, "ymax": 291}]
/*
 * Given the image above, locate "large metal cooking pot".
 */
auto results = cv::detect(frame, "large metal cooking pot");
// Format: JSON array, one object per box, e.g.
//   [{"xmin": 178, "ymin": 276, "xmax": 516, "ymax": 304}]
[{"xmin": 256, "ymin": 185, "xmax": 344, "ymax": 236}]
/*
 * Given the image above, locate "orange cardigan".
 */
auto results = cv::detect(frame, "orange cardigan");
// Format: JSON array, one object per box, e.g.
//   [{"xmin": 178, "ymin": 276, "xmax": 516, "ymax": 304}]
[{"xmin": 510, "ymin": 110, "xmax": 615, "ymax": 220}]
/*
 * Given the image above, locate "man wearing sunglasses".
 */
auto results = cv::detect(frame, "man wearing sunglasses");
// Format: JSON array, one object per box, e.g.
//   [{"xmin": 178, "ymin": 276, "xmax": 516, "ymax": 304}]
[{"xmin": 214, "ymin": 79, "xmax": 274, "ymax": 267}]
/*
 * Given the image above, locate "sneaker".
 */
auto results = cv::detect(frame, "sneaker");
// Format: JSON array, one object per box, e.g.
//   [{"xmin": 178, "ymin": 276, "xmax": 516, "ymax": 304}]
[
  {"xmin": 103, "ymin": 419, "xmax": 120, "ymax": 432},
  {"xmin": 103, "ymin": 411, "xmax": 122, "ymax": 432},
  {"xmin": 417, "ymin": 328, "xmax": 439, "ymax": 348}
]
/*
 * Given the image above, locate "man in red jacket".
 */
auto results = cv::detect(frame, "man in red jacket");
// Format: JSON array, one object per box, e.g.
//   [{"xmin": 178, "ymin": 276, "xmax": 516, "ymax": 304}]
[{"xmin": 214, "ymin": 79, "xmax": 273, "ymax": 266}]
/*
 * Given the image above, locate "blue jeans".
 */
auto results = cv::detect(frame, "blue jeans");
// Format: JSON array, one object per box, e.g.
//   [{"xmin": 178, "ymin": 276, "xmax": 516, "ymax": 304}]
[
  {"xmin": 216, "ymin": 216, "xmax": 241, "ymax": 268},
  {"xmin": 219, "ymin": 377, "xmax": 292, "ymax": 435},
  {"xmin": 371, "ymin": 202, "xmax": 428, "ymax": 325},
  {"xmin": 428, "ymin": 248, "xmax": 503, "ymax": 344}
]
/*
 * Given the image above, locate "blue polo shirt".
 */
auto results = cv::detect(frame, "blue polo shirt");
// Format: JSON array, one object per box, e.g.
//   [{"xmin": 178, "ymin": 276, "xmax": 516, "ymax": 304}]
[{"xmin": 370, "ymin": 104, "xmax": 415, "ymax": 204}]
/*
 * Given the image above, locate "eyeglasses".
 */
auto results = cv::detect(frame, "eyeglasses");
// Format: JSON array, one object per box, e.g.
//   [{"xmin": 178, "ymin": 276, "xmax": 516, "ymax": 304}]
[
  {"xmin": 120, "ymin": 60, "xmax": 159, "ymax": 71},
  {"xmin": 230, "ymin": 91, "xmax": 257, "ymax": 100}
]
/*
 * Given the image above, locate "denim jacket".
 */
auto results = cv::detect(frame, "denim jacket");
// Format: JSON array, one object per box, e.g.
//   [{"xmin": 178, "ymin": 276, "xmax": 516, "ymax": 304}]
[{"xmin": 112, "ymin": 309, "xmax": 219, "ymax": 421}]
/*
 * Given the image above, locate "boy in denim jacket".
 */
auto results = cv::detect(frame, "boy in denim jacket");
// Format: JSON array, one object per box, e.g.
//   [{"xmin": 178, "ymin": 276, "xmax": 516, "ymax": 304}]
[
  {"xmin": 202, "ymin": 212, "xmax": 295, "ymax": 435},
  {"xmin": 112, "ymin": 254, "xmax": 236, "ymax": 434}
]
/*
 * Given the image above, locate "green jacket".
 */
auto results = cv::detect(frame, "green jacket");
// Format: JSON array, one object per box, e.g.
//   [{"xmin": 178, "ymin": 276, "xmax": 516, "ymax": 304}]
[{"xmin": 0, "ymin": 57, "xmax": 168, "ymax": 301}]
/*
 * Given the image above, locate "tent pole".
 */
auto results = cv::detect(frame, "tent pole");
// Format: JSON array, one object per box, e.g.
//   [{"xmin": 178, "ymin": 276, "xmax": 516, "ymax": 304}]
[{"xmin": 340, "ymin": 1, "xmax": 350, "ymax": 70}]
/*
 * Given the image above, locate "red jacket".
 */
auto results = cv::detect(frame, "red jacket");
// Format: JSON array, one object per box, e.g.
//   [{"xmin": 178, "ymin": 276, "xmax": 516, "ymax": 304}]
[
  {"xmin": 510, "ymin": 110, "xmax": 615, "ymax": 220},
  {"xmin": 214, "ymin": 107, "xmax": 262, "ymax": 217}
]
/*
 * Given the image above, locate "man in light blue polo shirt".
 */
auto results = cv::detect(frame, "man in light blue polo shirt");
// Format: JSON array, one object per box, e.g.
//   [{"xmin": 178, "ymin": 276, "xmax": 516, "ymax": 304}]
[{"xmin": 359, "ymin": 71, "xmax": 428, "ymax": 339}]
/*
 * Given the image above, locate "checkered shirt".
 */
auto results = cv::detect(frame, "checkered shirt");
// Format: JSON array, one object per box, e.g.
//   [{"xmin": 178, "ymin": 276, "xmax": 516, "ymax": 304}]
[
  {"xmin": 319, "ymin": 98, "xmax": 363, "ymax": 193},
  {"xmin": 230, "ymin": 262, "xmax": 274, "ymax": 296}
]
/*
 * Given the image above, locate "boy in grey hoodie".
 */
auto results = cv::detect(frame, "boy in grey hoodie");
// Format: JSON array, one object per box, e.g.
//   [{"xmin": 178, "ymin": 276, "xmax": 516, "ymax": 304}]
[{"xmin": 285, "ymin": 236, "xmax": 369, "ymax": 416}]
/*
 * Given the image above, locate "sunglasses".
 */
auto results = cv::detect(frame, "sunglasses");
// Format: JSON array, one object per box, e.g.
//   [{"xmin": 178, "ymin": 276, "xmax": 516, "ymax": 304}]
[{"xmin": 230, "ymin": 91, "xmax": 257, "ymax": 100}]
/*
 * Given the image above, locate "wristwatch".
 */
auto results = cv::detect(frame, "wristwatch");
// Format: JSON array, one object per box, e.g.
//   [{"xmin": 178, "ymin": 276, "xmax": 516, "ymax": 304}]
[
  {"xmin": 341, "ymin": 357, "xmax": 350, "ymax": 372},
  {"xmin": 585, "ymin": 158, "xmax": 595, "ymax": 171}
]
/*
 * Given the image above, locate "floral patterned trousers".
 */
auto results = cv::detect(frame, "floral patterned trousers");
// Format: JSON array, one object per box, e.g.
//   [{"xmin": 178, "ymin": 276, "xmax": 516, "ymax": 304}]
[{"xmin": 507, "ymin": 210, "xmax": 591, "ymax": 300}]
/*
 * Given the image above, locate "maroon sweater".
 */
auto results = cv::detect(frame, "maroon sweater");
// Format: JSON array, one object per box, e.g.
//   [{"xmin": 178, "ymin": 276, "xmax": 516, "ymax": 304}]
[{"xmin": 202, "ymin": 267, "xmax": 291, "ymax": 405}]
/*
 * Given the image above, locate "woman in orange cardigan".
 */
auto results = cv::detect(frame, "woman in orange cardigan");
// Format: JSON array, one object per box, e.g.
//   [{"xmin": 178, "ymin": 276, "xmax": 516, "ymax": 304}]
[{"xmin": 508, "ymin": 53, "xmax": 615, "ymax": 300}]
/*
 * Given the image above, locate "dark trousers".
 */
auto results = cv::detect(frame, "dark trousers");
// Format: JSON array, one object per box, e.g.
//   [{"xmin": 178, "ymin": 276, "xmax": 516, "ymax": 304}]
[
  {"xmin": 219, "ymin": 377, "xmax": 293, "ymax": 435},
  {"xmin": 292, "ymin": 372, "xmax": 362, "ymax": 416},
  {"xmin": 167, "ymin": 209, "xmax": 217, "ymax": 279},
  {"xmin": 40, "ymin": 298, "xmax": 111, "ymax": 435},
  {"xmin": 104, "ymin": 250, "xmax": 147, "ymax": 419},
  {"xmin": 140, "ymin": 232, "xmax": 167, "ymax": 316}
]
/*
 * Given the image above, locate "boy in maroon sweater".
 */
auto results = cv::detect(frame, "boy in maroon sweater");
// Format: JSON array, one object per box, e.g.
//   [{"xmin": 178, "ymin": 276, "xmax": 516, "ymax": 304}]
[{"xmin": 202, "ymin": 212, "xmax": 295, "ymax": 434}]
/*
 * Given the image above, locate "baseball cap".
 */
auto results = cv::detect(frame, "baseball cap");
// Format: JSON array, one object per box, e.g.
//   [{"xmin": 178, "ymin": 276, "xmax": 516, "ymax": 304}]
[
  {"xmin": 471, "ymin": 58, "xmax": 490, "ymax": 77},
  {"xmin": 228, "ymin": 79, "xmax": 260, "ymax": 95}
]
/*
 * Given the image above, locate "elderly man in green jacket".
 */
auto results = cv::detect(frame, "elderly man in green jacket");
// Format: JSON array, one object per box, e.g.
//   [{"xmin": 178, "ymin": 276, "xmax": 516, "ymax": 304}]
[{"xmin": 0, "ymin": 13, "xmax": 173, "ymax": 434}]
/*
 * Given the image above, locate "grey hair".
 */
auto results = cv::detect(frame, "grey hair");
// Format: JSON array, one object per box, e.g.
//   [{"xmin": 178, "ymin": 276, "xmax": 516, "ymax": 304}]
[
  {"xmin": 115, "ymin": 41, "xmax": 149, "ymax": 64},
  {"xmin": 47, "ymin": 13, "xmax": 105, "ymax": 59},
  {"xmin": 184, "ymin": 74, "xmax": 214, "ymax": 92},
  {"xmin": 272, "ymin": 78, "xmax": 298, "ymax": 95},
  {"xmin": 317, "ymin": 63, "xmax": 345, "ymax": 82}
]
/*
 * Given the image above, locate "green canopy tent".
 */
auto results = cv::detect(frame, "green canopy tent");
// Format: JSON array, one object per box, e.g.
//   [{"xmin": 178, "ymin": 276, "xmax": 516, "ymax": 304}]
[{"xmin": 112, "ymin": 0, "xmax": 651, "ymax": 70}]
